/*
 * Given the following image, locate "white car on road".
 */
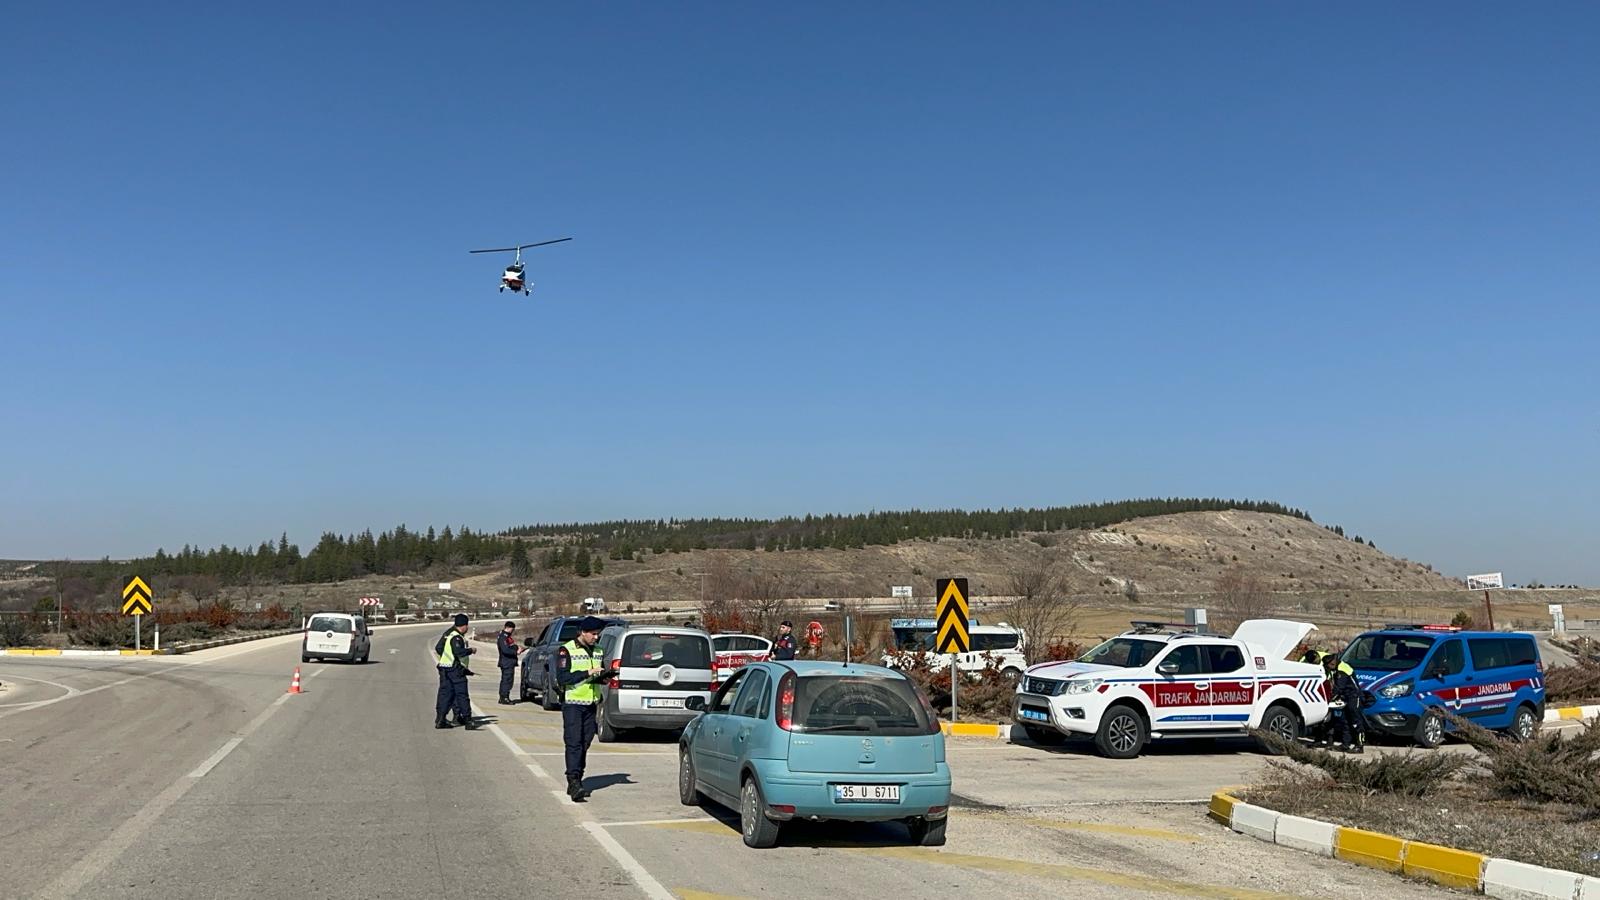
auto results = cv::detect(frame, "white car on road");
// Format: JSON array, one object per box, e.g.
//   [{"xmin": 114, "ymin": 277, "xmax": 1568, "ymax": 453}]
[{"xmin": 1012, "ymin": 619, "xmax": 1328, "ymax": 758}]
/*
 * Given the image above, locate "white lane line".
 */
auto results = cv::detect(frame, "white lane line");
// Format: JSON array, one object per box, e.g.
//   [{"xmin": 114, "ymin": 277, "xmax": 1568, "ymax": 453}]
[
  {"xmin": 595, "ymin": 817, "xmax": 719, "ymax": 828},
  {"xmin": 34, "ymin": 690, "xmax": 295, "ymax": 898},
  {"xmin": 579, "ymin": 822, "xmax": 674, "ymax": 900},
  {"xmin": 188, "ymin": 738, "xmax": 243, "ymax": 779},
  {"xmin": 522, "ymin": 750, "xmax": 675, "ymax": 757},
  {"xmin": 476, "ymin": 702, "xmax": 672, "ymax": 900},
  {"xmin": 307, "ymin": 668, "xmax": 328, "ymax": 679}
]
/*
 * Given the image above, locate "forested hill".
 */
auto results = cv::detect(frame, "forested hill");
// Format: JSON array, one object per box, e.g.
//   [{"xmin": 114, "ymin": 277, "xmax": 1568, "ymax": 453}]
[
  {"xmin": 59, "ymin": 498, "xmax": 1311, "ymax": 586},
  {"xmin": 502, "ymin": 498, "xmax": 1312, "ymax": 553}
]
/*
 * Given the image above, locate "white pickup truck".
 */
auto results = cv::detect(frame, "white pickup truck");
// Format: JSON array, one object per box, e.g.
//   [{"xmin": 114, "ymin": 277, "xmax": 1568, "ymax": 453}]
[{"xmin": 1012, "ymin": 619, "xmax": 1328, "ymax": 758}]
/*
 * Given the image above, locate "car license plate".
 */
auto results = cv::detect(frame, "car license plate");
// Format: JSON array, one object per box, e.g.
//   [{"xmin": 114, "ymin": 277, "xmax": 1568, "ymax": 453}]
[
  {"xmin": 833, "ymin": 783, "xmax": 900, "ymax": 803},
  {"xmin": 646, "ymin": 698, "xmax": 685, "ymax": 709},
  {"xmin": 1020, "ymin": 708, "xmax": 1049, "ymax": 722}
]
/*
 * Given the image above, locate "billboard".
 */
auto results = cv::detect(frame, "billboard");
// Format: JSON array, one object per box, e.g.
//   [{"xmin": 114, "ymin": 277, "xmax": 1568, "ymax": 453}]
[{"xmin": 1466, "ymin": 573, "xmax": 1504, "ymax": 590}]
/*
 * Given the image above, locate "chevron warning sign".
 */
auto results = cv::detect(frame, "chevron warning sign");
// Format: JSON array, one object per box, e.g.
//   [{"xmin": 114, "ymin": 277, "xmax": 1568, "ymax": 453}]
[
  {"xmin": 935, "ymin": 578, "xmax": 969, "ymax": 653},
  {"xmin": 121, "ymin": 576, "xmax": 153, "ymax": 616}
]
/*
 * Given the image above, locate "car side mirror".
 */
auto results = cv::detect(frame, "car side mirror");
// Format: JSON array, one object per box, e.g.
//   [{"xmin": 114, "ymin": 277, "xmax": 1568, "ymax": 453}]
[
  {"xmin": 685, "ymin": 696, "xmax": 706, "ymax": 712},
  {"xmin": 524, "ymin": 637, "xmax": 536, "ymax": 647},
  {"xmin": 1157, "ymin": 661, "xmax": 1179, "ymax": 675}
]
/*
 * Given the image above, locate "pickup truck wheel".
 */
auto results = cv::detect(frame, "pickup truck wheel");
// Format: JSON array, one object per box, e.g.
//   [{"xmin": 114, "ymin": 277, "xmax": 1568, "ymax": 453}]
[
  {"xmin": 1094, "ymin": 705, "xmax": 1147, "ymax": 759},
  {"xmin": 1257, "ymin": 705, "xmax": 1301, "ymax": 753},
  {"xmin": 540, "ymin": 673, "xmax": 561, "ymax": 711}
]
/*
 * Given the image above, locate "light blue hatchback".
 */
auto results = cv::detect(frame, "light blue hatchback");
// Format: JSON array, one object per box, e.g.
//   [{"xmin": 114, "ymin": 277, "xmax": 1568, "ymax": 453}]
[{"xmin": 678, "ymin": 660, "xmax": 952, "ymax": 848}]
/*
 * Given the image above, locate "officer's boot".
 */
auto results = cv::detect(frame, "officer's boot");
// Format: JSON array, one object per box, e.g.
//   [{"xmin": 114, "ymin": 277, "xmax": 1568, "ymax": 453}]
[
  {"xmin": 435, "ymin": 717, "xmax": 454, "ymax": 729},
  {"xmin": 567, "ymin": 778, "xmax": 586, "ymax": 802}
]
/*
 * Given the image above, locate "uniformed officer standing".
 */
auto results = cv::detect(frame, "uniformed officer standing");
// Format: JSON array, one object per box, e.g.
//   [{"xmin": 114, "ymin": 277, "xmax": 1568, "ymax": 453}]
[
  {"xmin": 496, "ymin": 620, "xmax": 519, "ymax": 704},
  {"xmin": 435, "ymin": 614, "xmax": 481, "ymax": 730},
  {"xmin": 1323, "ymin": 654, "xmax": 1365, "ymax": 753},
  {"xmin": 773, "ymin": 620, "xmax": 797, "ymax": 660},
  {"xmin": 556, "ymin": 616, "xmax": 609, "ymax": 801}
]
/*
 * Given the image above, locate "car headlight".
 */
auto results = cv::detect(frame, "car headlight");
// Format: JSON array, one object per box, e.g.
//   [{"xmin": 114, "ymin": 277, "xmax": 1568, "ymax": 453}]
[
  {"xmin": 1064, "ymin": 678, "xmax": 1103, "ymax": 694},
  {"xmin": 1378, "ymin": 680, "xmax": 1413, "ymax": 699}
]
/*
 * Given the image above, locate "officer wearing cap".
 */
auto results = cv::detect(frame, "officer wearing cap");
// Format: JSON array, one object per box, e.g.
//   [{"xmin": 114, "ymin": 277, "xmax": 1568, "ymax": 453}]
[
  {"xmin": 496, "ymin": 620, "xmax": 520, "ymax": 704},
  {"xmin": 556, "ymin": 615, "xmax": 609, "ymax": 800},
  {"xmin": 773, "ymin": 621, "xmax": 797, "ymax": 660},
  {"xmin": 435, "ymin": 614, "xmax": 480, "ymax": 730}
]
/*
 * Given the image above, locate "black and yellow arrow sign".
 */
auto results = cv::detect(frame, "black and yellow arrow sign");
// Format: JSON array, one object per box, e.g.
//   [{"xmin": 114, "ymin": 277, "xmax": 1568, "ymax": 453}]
[
  {"xmin": 935, "ymin": 577, "xmax": 969, "ymax": 653},
  {"xmin": 122, "ymin": 576, "xmax": 152, "ymax": 616}
]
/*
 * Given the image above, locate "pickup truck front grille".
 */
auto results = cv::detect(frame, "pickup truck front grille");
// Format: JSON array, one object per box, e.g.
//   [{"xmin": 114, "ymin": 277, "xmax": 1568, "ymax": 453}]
[{"xmin": 1023, "ymin": 677, "xmax": 1063, "ymax": 696}]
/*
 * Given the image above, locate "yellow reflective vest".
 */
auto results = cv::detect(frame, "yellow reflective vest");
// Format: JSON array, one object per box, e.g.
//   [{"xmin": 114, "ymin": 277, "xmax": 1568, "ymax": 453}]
[{"xmin": 563, "ymin": 639, "xmax": 601, "ymax": 704}]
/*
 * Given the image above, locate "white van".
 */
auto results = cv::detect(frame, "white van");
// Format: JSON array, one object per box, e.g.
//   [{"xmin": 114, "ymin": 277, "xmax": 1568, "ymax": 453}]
[
  {"xmin": 302, "ymin": 612, "xmax": 372, "ymax": 664},
  {"xmin": 594, "ymin": 625, "xmax": 715, "ymax": 742},
  {"xmin": 582, "ymin": 597, "xmax": 607, "ymax": 612}
]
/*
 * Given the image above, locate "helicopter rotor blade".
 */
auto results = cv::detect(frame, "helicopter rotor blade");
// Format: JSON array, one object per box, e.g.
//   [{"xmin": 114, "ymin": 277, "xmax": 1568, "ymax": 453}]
[
  {"xmin": 469, "ymin": 247, "xmax": 520, "ymax": 254},
  {"xmin": 517, "ymin": 238, "xmax": 573, "ymax": 250}
]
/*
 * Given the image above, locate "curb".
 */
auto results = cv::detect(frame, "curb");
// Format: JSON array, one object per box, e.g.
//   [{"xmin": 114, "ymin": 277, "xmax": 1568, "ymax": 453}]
[
  {"xmin": 940, "ymin": 722, "xmax": 1011, "ymax": 740},
  {"xmin": 2, "ymin": 628, "xmax": 304, "ymax": 657},
  {"xmin": 1210, "ymin": 791, "xmax": 1600, "ymax": 897},
  {"xmin": 1545, "ymin": 704, "xmax": 1600, "ymax": 723}
]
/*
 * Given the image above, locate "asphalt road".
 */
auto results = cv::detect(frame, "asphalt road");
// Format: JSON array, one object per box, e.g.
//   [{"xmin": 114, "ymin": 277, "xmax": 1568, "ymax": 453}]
[{"xmin": 0, "ymin": 628, "xmax": 1488, "ymax": 899}]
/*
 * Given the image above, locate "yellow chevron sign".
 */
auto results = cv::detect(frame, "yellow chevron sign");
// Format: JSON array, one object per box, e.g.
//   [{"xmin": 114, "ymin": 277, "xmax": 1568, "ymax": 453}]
[
  {"xmin": 935, "ymin": 578, "xmax": 969, "ymax": 653},
  {"xmin": 121, "ymin": 576, "xmax": 152, "ymax": 616}
]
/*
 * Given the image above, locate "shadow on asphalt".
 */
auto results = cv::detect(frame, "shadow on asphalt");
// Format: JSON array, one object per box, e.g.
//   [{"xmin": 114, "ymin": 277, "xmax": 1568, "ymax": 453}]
[
  {"xmin": 695, "ymin": 803, "xmax": 919, "ymax": 848},
  {"xmin": 582, "ymin": 773, "xmax": 636, "ymax": 793}
]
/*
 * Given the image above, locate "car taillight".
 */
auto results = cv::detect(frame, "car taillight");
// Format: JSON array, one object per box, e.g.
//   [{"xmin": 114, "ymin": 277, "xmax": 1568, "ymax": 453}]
[
  {"xmin": 776, "ymin": 672, "xmax": 796, "ymax": 731},
  {"xmin": 608, "ymin": 658, "xmax": 621, "ymax": 689}
]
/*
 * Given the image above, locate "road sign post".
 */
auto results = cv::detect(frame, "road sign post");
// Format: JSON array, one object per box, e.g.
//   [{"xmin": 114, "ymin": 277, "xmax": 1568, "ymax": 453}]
[
  {"xmin": 122, "ymin": 576, "xmax": 153, "ymax": 651},
  {"xmin": 935, "ymin": 578, "xmax": 970, "ymax": 723}
]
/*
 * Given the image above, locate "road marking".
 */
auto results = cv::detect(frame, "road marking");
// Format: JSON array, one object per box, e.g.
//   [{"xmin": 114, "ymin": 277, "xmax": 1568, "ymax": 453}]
[
  {"xmin": 673, "ymin": 890, "xmax": 751, "ymax": 900},
  {"xmin": 188, "ymin": 738, "xmax": 244, "ymax": 778},
  {"xmin": 580, "ymin": 822, "xmax": 674, "ymax": 900},
  {"xmin": 525, "ymin": 762, "xmax": 552, "ymax": 781},
  {"xmin": 0, "ymin": 672, "xmax": 79, "ymax": 708},
  {"xmin": 34, "ymin": 689, "xmax": 294, "ymax": 898},
  {"xmin": 596, "ymin": 817, "xmax": 720, "ymax": 828},
  {"xmin": 980, "ymin": 813, "xmax": 1201, "ymax": 843},
  {"xmin": 853, "ymin": 847, "xmax": 1299, "ymax": 899},
  {"xmin": 307, "ymin": 668, "xmax": 328, "ymax": 679}
]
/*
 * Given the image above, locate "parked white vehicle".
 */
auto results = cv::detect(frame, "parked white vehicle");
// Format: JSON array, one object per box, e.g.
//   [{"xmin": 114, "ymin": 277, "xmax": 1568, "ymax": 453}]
[
  {"xmin": 1012, "ymin": 619, "xmax": 1329, "ymax": 758},
  {"xmin": 710, "ymin": 633, "xmax": 774, "ymax": 680},
  {"xmin": 884, "ymin": 624, "xmax": 1028, "ymax": 681},
  {"xmin": 301, "ymin": 612, "xmax": 372, "ymax": 664}
]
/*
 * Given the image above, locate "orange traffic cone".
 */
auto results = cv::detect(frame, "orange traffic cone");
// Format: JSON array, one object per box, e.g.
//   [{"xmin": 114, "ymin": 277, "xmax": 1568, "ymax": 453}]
[{"xmin": 287, "ymin": 666, "xmax": 303, "ymax": 694}]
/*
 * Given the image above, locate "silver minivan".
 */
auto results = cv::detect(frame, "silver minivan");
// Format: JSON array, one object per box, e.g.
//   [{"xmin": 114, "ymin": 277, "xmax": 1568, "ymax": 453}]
[{"xmin": 595, "ymin": 625, "xmax": 715, "ymax": 742}]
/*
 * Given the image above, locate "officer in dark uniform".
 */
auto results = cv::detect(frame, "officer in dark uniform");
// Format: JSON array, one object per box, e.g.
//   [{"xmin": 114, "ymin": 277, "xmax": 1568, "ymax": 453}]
[
  {"xmin": 773, "ymin": 620, "xmax": 797, "ymax": 660},
  {"xmin": 556, "ymin": 616, "xmax": 609, "ymax": 801},
  {"xmin": 1324, "ymin": 654, "xmax": 1365, "ymax": 753},
  {"xmin": 435, "ymin": 614, "xmax": 480, "ymax": 730},
  {"xmin": 496, "ymin": 620, "xmax": 519, "ymax": 704}
]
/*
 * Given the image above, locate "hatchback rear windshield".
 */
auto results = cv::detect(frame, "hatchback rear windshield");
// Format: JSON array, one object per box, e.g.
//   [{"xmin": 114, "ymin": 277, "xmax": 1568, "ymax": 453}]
[
  {"xmin": 1343, "ymin": 634, "xmax": 1435, "ymax": 672},
  {"xmin": 308, "ymin": 616, "xmax": 352, "ymax": 633},
  {"xmin": 1078, "ymin": 638, "xmax": 1163, "ymax": 668},
  {"xmin": 622, "ymin": 633, "xmax": 711, "ymax": 669},
  {"xmin": 792, "ymin": 674, "xmax": 931, "ymax": 736}
]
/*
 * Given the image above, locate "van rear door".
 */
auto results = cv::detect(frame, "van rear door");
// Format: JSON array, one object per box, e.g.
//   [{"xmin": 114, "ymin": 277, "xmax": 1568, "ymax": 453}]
[{"xmin": 305, "ymin": 615, "xmax": 354, "ymax": 656}]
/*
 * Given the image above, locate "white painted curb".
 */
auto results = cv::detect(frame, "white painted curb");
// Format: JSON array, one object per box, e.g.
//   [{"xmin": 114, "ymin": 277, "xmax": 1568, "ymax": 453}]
[
  {"xmin": 60, "ymin": 649, "xmax": 122, "ymax": 657},
  {"xmin": 1543, "ymin": 705, "xmax": 1600, "ymax": 723},
  {"xmin": 1275, "ymin": 813, "xmax": 1337, "ymax": 857},
  {"xmin": 1229, "ymin": 802, "xmax": 1280, "ymax": 842},
  {"xmin": 1483, "ymin": 858, "xmax": 1583, "ymax": 900},
  {"xmin": 1578, "ymin": 874, "xmax": 1600, "ymax": 899}
]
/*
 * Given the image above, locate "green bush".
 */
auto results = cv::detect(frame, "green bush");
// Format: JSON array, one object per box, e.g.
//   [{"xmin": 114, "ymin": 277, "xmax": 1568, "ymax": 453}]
[
  {"xmin": 1446, "ymin": 713, "xmax": 1600, "ymax": 812},
  {"xmin": 71, "ymin": 616, "xmax": 133, "ymax": 648},
  {"xmin": 1, "ymin": 615, "xmax": 42, "ymax": 647},
  {"xmin": 1545, "ymin": 663, "xmax": 1600, "ymax": 705},
  {"xmin": 1255, "ymin": 730, "xmax": 1468, "ymax": 796}
]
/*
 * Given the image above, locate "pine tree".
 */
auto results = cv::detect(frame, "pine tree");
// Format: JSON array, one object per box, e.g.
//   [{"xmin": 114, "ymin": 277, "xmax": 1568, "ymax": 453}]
[
  {"xmin": 575, "ymin": 547, "xmax": 592, "ymax": 578},
  {"xmin": 509, "ymin": 539, "xmax": 532, "ymax": 580}
]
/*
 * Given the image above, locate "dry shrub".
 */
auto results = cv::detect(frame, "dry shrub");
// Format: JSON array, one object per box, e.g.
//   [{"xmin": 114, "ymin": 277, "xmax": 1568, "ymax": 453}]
[
  {"xmin": 1545, "ymin": 663, "xmax": 1600, "ymax": 705},
  {"xmin": 890, "ymin": 650, "xmax": 1017, "ymax": 719},
  {"xmin": 0, "ymin": 614, "xmax": 43, "ymax": 647},
  {"xmin": 71, "ymin": 614, "xmax": 134, "ymax": 648},
  {"xmin": 1446, "ymin": 713, "xmax": 1600, "ymax": 812},
  {"xmin": 1255, "ymin": 729, "xmax": 1468, "ymax": 796}
]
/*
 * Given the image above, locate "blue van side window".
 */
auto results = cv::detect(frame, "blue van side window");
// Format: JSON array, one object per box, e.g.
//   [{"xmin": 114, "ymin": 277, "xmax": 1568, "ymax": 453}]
[
  {"xmin": 1469, "ymin": 637, "xmax": 1538, "ymax": 671},
  {"xmin": 1431, "ymin": 640, "xmax": 1465, "ymax": 677}
]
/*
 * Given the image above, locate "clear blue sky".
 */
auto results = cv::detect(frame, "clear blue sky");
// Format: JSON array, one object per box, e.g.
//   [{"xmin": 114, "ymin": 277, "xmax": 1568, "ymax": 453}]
[{"xmin": 3, "ymin": 4, "xmax": 1596, "ymax": 585}]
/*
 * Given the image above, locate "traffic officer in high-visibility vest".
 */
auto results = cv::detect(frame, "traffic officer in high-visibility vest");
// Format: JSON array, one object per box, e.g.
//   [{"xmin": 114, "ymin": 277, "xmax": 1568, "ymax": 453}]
[
  {"xmin": 435, "ymin": 614, "xmax": 481, "ymax": 730},
  {"xmin": 556, "ymin": 616, "xmax": 609, "ymax": 801}
]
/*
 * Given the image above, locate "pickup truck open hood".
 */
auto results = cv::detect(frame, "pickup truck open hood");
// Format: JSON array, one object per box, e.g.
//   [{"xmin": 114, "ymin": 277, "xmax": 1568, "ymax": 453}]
[{"xmin": 1232, "ymin": 619, "xmax": 1317, "ymax": 661}]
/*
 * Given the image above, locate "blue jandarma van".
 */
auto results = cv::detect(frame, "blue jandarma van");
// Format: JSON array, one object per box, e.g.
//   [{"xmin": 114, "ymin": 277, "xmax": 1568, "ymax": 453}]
[{"xmin": 1341, "ymin": 625, "xmax": 1544, "ymax": 748}]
